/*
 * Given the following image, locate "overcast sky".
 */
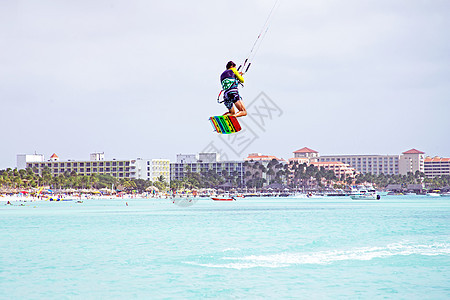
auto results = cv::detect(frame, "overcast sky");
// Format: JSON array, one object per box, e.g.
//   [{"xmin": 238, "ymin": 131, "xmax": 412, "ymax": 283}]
[{"xmin": 1, "ymin": 0, "xmax": 449, "ymax": 168}]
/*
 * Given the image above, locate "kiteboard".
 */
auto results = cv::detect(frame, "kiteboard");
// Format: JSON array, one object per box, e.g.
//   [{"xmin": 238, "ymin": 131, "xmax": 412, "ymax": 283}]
[{"xmin": 209, "ymin": 115, "xmax": 241, "ymax": 134}]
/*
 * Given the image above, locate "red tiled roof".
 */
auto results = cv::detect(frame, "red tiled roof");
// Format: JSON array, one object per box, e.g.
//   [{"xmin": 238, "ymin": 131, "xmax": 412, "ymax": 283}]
[
  {"xmin": 293, "ymin": 147, "xmax": 318, "ymax": 154},
  {"xmin": 50, "ymin": 153, "xmax": 58, "ymax": 158},
  {"xmin": 425, "ymin": 157, "xmax": 450, "ymax": 163},
  {"xmin": 245, "ymin": 154, "xmax": 284, "ymax": 161},
  {"xmin": 402, "ymin": 149, "xmax": 425, "ymax": 154},
  {"xmin": 311, "ymin": 161, "xmax": 344, "ymax": 165}
]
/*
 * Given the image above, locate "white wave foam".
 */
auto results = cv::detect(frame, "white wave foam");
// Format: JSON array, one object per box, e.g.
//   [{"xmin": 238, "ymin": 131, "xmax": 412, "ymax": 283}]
[
  {"xmin": 188, "ymin": 242, "xmax": 450, "ymax": 269},
  {"xmin": 222, "ymin": 248, "xmax": 241, "ymax": 252}
]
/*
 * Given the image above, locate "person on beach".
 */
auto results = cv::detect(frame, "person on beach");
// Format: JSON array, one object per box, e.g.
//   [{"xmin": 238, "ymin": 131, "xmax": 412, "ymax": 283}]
[{"xmin": 220, "ymin": 61, "xmax": 247, "ymax": 118}]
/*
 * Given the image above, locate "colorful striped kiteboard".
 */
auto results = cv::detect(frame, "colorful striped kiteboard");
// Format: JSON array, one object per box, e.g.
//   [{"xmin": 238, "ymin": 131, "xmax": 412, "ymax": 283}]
[{"xmin": 209, "ymin": 115, "xmax": 242, "ymax": 134}]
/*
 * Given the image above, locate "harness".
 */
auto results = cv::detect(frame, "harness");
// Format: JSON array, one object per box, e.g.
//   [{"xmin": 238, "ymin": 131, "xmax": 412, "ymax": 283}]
[{"xmin": 218, "ymin": 71, "xmax": 241, "ymax": 103}]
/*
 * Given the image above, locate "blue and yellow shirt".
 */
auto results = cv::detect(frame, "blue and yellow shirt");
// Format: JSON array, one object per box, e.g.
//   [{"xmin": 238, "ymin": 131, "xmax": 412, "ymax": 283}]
[{"xmin": 220, "ymin": 67, "xmax": 244, "ymax": 93}]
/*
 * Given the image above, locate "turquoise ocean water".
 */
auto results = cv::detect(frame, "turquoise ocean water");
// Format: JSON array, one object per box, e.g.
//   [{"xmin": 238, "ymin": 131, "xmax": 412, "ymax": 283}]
[{"xmin": 1, "ymin": 196, "xmax": 449, "ymax": 299}]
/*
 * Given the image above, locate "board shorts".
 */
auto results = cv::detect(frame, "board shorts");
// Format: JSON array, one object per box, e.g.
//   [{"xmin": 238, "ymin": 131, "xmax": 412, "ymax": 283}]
[{"xmin": 223, "ymin": 91, "xmax": 241, "ymax": 110}]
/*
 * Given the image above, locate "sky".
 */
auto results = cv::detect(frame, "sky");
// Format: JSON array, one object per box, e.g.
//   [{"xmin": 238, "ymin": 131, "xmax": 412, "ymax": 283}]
[{"xmin": 1, "ymin": 0, "xmax": 449, "ymax": 168}]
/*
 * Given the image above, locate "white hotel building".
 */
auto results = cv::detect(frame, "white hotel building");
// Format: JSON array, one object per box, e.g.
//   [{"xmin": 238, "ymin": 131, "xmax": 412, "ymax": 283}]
[
  {"xmin": 170, "ymin": 152, "xmax": 244, "ymax": 185},
  {"xmin": 424, "ymin": 156, "xmax": 450, "ymax": 178},
  {"xmin": 319, "ymin": 154, "xmax": 400, "ymax": 175},
  {"xmin": 294, "ymin": 147, "xmax": 425, "ymax": 176},
  {"xmin": 18, "ymin": 152, "xmax": 170, "ymax": 182}
]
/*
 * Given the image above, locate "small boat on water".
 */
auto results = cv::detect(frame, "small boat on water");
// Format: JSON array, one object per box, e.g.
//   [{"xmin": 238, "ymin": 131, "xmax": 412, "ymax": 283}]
[
  {"xmin": 440, "ymin": 192, "xmax": 450, "ymax": 198},
  {"xmin": 427, "ymin": 190, "xmax": 441, "ymax": 197},
  {"xmin": 211, "ymin": 195, "xmax": 236, "ymax": 201},
  {"xmin": 350, "ymin": 186, "xmax": 381, "ymax": 200}
]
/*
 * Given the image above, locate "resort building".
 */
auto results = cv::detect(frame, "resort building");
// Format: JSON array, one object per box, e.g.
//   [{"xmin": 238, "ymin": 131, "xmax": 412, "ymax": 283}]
[
  {"xmin": 424, "ymin": 156, "xmax": 450, "ymax": 178},
  {"xmin": 244, "ymin": 153, "xmax": 285, "ymax": 162},
  {"xmin": 149, "ymin": 159, "xmax": 170, "ymax": 183},
  {"xmin": 134, "ymin": 158, "xmax": 170, "ymax": 182},
  {"xmin": 17, "ymin": 153, "xmax": 44, "ymax": 170},
  {"xmin": 317, "ymin": 148, "xmax": 425, "ymax": 176},
  {"xmin": 289, "ymin": 147, "xmax": 426, "ymax": 176},
  {"xmin": 292, "ymin": 147, "xmax": 319, "ymax": 160},
  {"xmin": 288, "ymin": 147, "xmax": 357, "ymax": 178},
  {"xmin": 319, "ymin": 154, "xmax": 400, "ymax": 175},
  {"xmin": 23, "ymin": 152, "xmax": 136, "ymax": 179},
  {"xmin": 170, "ymin": 152, "xmax": 244, "ymax": 185},
  {"xmin": 310, "ymin": 161, "xmax": 357, "ymax": 179},
  {"xmin": 17, "ymin": 152, "xmax": 170, "ymax": 182},
  {"xmin": 289, "ymin": 147, "xmax": 319, "ymax": 165},
  {"xmin": 398, "ymin": 149, "xmax": 425, "ymax": 175}
]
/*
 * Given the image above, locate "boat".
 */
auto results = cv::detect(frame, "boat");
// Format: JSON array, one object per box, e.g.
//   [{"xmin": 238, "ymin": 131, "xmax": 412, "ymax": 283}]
[
  {"xmin": 350, "ymin": 186, "xmax": 380, "ymax": 200},
  {"xmin": 426, "ymin": 190, "xmax": 441, "ymax": 197},
  {"xmin": 440, "ymin": 192, "xmax": 450, "ymax": 197},
  {"xmin": 211, "ymin": 195, "xmax": 236, "ymax": 201}
]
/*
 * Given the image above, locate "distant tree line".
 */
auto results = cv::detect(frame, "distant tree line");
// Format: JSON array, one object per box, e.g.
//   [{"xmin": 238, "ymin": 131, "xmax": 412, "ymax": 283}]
[
  {"xmin": 355, "ymin": 171, "xmax": 450, "ymax": 190},
  {"xmin": 0, "ymin": 167, "xmax": 167, "ymax": 192},
  {"xmin": 2, "ymin": 164, "xmax": 449, "ymax": 192}
]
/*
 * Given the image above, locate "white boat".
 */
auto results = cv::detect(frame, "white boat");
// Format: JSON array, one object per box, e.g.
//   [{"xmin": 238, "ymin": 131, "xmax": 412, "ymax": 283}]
[
  {"xmin": 350, "ymin": 187, "xmax": 380, "ymax": 200},
  {"xmin": 439, "ymin": 192, "xmax": 450, "ymax": 198},
  {"xmin": 427, "ymin": 190, "xmax": 441, "ymax": 197},
  {"xmin": 290, "ymin": 192, "xmax": 311, "ymax": 198}
]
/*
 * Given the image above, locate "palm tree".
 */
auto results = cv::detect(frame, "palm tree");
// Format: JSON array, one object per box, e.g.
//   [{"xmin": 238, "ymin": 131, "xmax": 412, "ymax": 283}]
[{"xmin": 267, "ymin": 168, "xmax": 275, "ymax": 185}]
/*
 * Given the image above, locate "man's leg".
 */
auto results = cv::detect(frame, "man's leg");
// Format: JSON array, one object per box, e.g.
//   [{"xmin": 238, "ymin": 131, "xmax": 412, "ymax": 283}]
[
  {"xmin": 223, "ymin": 106, "xmax": 235, "ymax": 116},
  {"xmin": 223, "ymin": 95, "xmax": 235, "ymax": 116},
  {"xmin": 233, "ymin": 100, "xmax": 247, "ymax": 117}
]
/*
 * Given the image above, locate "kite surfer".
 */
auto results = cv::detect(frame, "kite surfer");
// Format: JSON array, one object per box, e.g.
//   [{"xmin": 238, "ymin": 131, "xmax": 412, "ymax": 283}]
[{"xmin": 220, "ymin": 61, "xmax": 247, "ymax": 118}]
